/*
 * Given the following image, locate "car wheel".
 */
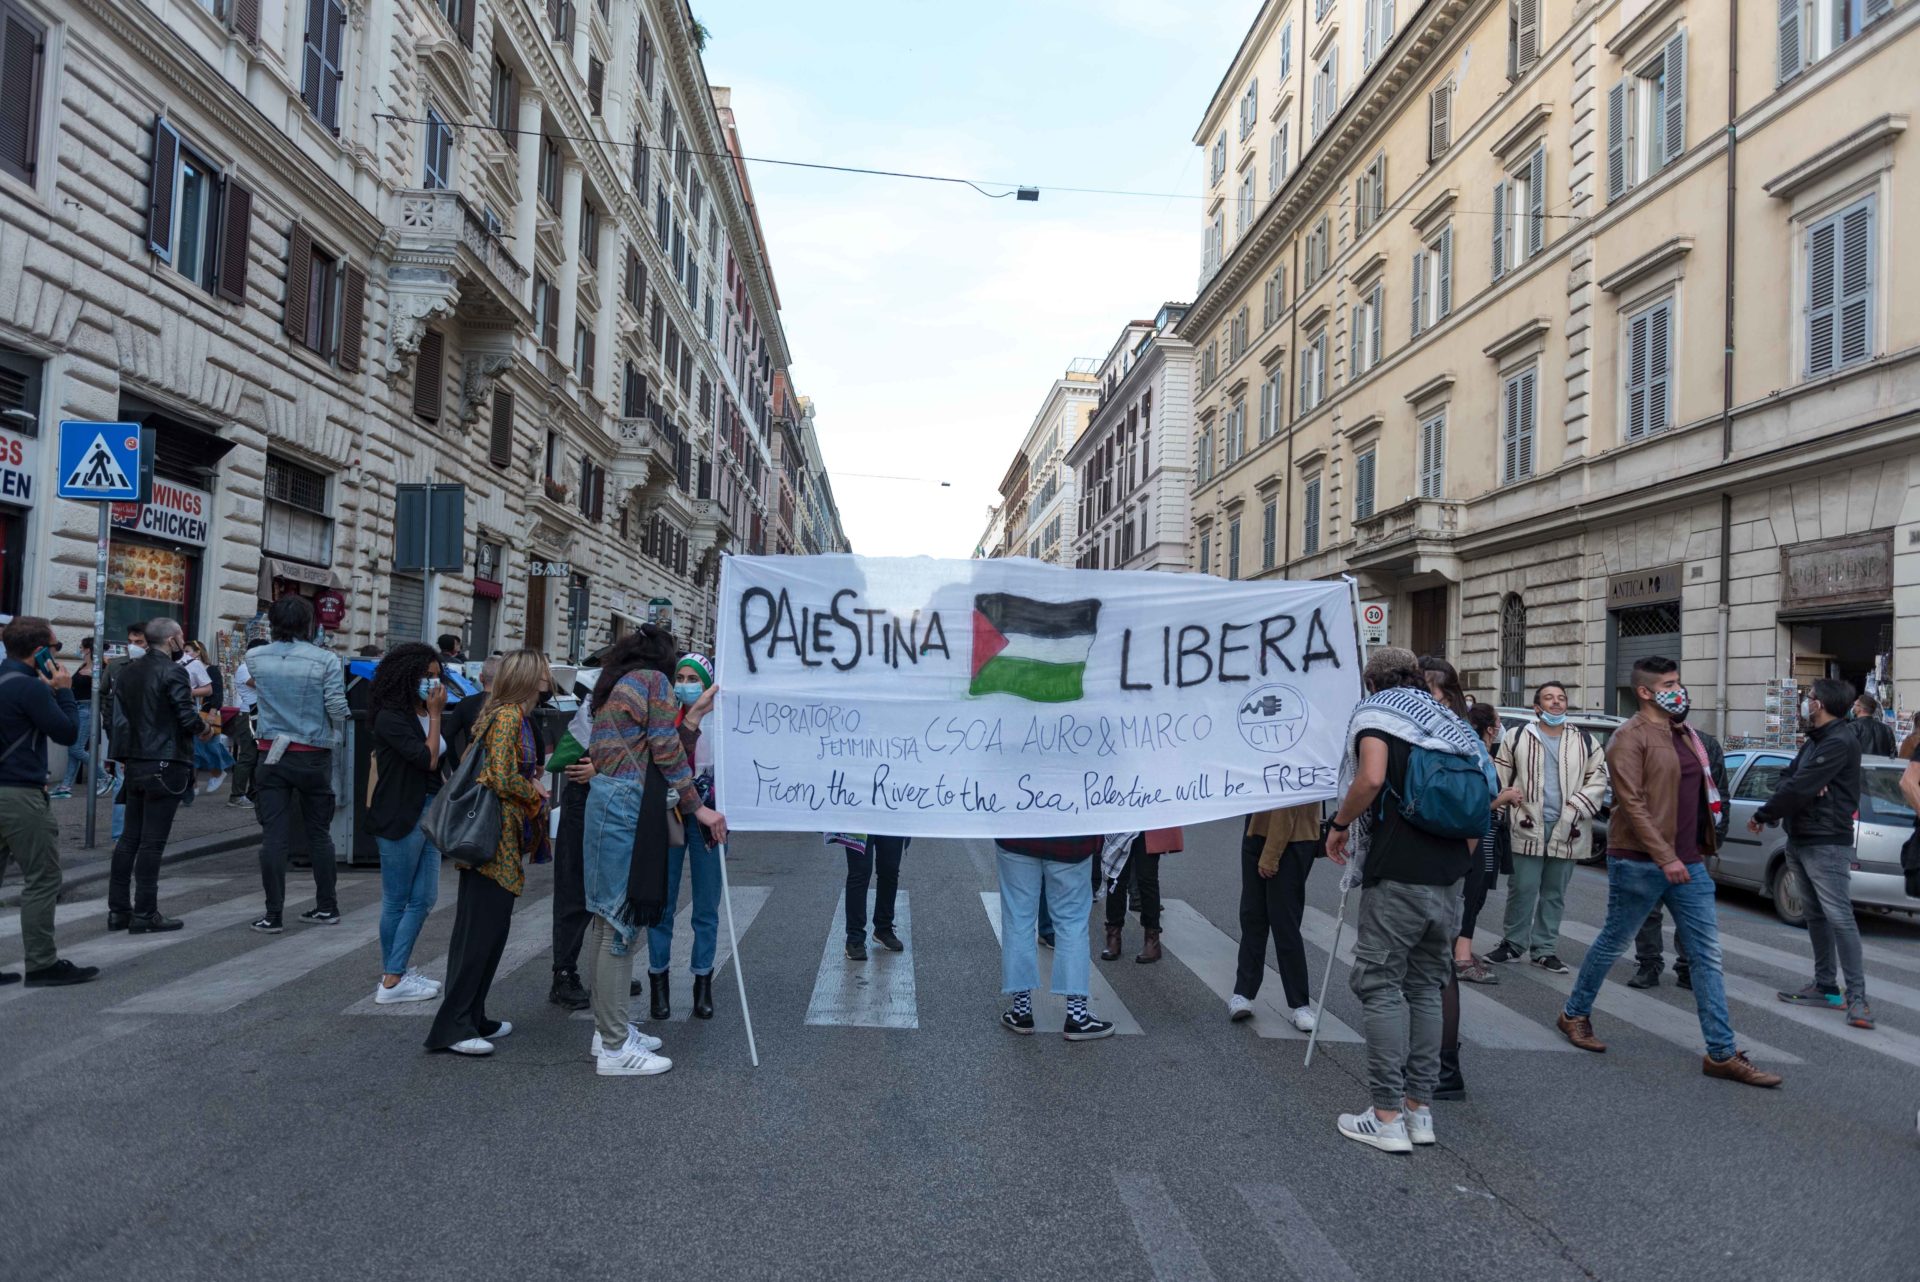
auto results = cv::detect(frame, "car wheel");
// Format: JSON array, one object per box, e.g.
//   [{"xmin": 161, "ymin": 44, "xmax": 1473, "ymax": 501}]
[{"xmin": 1770, "ymin": 861, "xmax": 1808, "ymax": 928}]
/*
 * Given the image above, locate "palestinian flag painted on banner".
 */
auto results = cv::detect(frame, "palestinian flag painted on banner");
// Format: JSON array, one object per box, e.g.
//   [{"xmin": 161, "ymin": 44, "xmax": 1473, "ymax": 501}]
[{"xmin": 969, "ymin": 593, "xmax": 1101, "ymax": 703}]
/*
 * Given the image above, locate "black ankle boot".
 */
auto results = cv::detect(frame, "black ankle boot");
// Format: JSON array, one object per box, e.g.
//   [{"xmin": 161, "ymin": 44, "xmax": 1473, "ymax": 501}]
[
  {"xmin": 692, "ymin": 973, "xmax": 714, "ymax": 1019},
  {"xmin": 548, "ymin": 968, "xmax": 589, "ymax": 1010},
  {"xmin": 1434, "ymin": 1046, "xmax": 1466, "ymax": 1101},
  {"xmin": 649, "ymin": 970, "xmax": 671, "ymax": 1021}
]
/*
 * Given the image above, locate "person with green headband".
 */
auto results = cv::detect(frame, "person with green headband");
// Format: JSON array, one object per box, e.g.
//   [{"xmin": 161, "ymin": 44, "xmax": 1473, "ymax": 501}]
[{"xmin": 645, "ymin": 652, "xmax": 722, "ymax": 1020}]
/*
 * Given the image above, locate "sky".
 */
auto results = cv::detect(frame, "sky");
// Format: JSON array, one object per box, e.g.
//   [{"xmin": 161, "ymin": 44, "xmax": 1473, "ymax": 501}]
[{"xmin": 701, "ymin": 0, "xmax": 1261, "ymax": 557}]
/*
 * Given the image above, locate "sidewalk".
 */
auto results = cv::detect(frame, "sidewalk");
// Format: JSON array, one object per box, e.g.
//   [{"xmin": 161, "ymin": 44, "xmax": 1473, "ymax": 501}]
[{"xmin": 0, "ymin": 780, "xmax": 262, "ymax": 908}]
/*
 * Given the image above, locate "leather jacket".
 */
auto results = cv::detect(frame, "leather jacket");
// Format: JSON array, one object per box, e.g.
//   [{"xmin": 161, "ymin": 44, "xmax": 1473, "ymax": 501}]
[
  {"xmin": 1605, "ymin": 713, "xmax": 1720, "ymax": 866},
  {"xmin": 1755, "ymin": 718, "xmax": 1861, "ymax": 846},
  {"xmin": 109, "ymin": 651, "xmax": 204, "ymax": 765}
]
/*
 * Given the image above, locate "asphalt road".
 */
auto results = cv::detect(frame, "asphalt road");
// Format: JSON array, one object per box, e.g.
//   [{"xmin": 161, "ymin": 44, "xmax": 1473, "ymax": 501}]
[{"xmin": 3, "ymin": 820, "xmax": 1918, "ymax": 1281}]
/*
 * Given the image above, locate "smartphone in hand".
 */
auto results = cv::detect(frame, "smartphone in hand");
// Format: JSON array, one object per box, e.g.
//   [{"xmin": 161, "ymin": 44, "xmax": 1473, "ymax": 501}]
[{"xmin": 31, "ymin": 646, "xmax": 54, "ymax": 678}]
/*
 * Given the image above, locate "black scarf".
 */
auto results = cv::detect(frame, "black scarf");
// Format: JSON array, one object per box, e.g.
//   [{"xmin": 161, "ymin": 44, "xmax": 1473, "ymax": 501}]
[{"xmin": 625, "ymin": 762, "xmax": 672, "ymax": 929}]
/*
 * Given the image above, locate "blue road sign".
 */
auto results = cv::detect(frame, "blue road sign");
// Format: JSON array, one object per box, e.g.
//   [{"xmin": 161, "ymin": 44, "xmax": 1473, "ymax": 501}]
[{"xmin": 57, "ymin": 420, "xmax": 144, "ymax": 502}]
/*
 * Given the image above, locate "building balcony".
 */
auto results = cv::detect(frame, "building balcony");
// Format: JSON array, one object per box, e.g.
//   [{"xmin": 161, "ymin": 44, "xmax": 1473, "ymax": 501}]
[
  {"xmin": 1347, "ymin": 498, "xmax": 1465, "ymax": 579},
  {"xmin": 385, "ymin": 188, "xmax": 531, "ymax": 376},
  {"xmin": 611, "ymin": 414, "xmax": 685, "ymax": 511}
]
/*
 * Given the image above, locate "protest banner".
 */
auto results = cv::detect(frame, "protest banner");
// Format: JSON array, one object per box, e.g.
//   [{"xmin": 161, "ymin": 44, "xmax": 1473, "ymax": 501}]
[{"xmin": 713, "ymin": 555, "xmax": 1363, "ymax": 837}]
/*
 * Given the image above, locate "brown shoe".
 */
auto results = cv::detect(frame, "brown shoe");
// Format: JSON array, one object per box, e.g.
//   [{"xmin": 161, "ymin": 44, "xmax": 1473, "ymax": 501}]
[
  {"xmin": 1135, "ymin": 929, "xmax": 1163, "ymax": 964},
  {"xmin": 1101, "ymin": 924, "xmax": 1123, "ymax": 962},
  {"xmin": 1556, "ymin": 1011, "xmax": 1607, "ymax": 1053},
  {"xmin": 1702, "ymin": 1051, "xmax": 1782, "ymax": 1088}
]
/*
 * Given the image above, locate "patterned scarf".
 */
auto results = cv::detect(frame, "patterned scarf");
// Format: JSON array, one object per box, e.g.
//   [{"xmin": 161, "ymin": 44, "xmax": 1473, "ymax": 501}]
[
  {"xmin": 1678, "ymin": 722, "xmax": 1723, "ymax": 818},
  {"xmin": 1335, "ymin": 686, "xmax": 1497, "ymax": 891}
]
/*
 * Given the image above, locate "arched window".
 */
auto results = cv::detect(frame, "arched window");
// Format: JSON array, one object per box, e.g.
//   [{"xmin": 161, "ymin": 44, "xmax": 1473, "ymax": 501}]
[{"xmin": 1499, "ymin": 593, "xmax": 1527, "ymax": 706}]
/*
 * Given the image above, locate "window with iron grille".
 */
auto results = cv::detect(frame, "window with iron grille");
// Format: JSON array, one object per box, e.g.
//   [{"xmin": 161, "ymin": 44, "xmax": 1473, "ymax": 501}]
[{"xmin": 1499, "ymin": 593, "xmax": 1527, "ymax": 704}]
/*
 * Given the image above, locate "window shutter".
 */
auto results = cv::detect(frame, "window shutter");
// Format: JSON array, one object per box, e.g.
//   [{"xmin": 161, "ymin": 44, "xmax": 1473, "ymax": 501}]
[
  {"xmin": 1647, "ymin": 301, "xmax": 1671, "ymax": 432},
  {"xmin": 215, "ymin": 180, "xmax": 253, "ymax": 303},
  {"xmin": 1437, "ymin": 225, "xmax": 1453, "ymax": 317},
  {"xmin": 300, "ymin": 0, "xmax": 325, "ymax": 117},
  {"xmin": 1777, "ymin": 0, "xmax": 1801, "ymax": 84},
  {"xmin": 1625, "ymin": 308, "xmax": 1650, "ymax": 439},
  {"xmin": 1410, "ymin": 250, "xmax": 1426, "ymax": 336},
  {"xmin": 413, "ymin": 329, "xmax": 444, "ymax": 423},
  {"xmin": 1518, "ymin": 370, "xmax": 1536, "ymax": 476},
  {"xmin": 1363, "ymin": 0, "xmax": 1377, "ymax": 66},
  {"xmin": 1369, "ymin": 284, "xmax": 1383, "ymax": 365},
  {"xmin": 147, "ymin": 117, "xmax": 180, "ymax": 263},
  {"xmin": 457, "ymin": 0, "xmax": 475, "ymax": 49},
  {"xmin": 1662, "ymin": 30, "xmax": 1687, "ymax": 166},
  {"xmin": 283, "ymin": 223, "xmax": 313, "ymax": 344},
  {"xmin": 337, "ymin": 262, "xmax": 366, "ymax": 372},
  {"xmin": 1836, "ymin": 199, "xmax": 1875, "ymax": 368},
  {"xmin": 1517, "ymin": 0, "xmax": 1541, "ymax": 72},
  {"xmin": 231, "ymin": 0, "xmax": 261, "ymax": 42},
  {"xmin": 1866, "ymin": 0, "xmax": 1892, "ymax": 18},
  {"xmin": 0, "ymin": 6, "xmax": 41, "ymax": 183},
  {"xmin": 1420, "ymin": 414, "xmax": 1445, "ymax": 498},
  {"xmin": 1491, "ymin": 181, "xmax": 1507, "ymax": 279},
  {"xmin": 1502, "ymin": 375, "xmax": 1520, "ymax": 481},
  {"xmin": 594, "ymin": 464, "xmax": 607, "ymax": 522},
  {"xmin": 1606, "ymin": 80, "xmax": 1628, "ymax": 200},
  {"xmin": 1372, "ymin": 156, "xmax": 1385, "ymax": 225},
  {"xmin": 1527, "ymin": 149, "xmax": 1546, "ymax": 256},
  {"xmin": 1348, "ymin": 306, "xmax": 1361, "ymax": 378},
  {"xmin": 1806, "ymin": 216, "xmax": 1838, "ymax": 376},
  {"xmin": 1355, "ymin": 451, "xmax": 1375, "ymax": 519},
  {"xmin": 587, "ymin": 59, "xmax": 604, "ymax": 115},
  {"xmin": 489, "ymin": 389, "xmax": 515, "ymax": 467},
  {"xmin": 1430, "ymin": 82, "xmax": 1450, "ymax": 158}
]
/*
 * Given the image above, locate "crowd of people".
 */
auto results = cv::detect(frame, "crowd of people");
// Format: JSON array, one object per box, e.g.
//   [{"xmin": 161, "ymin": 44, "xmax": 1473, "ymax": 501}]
[{"xmin": 0, "ymin": 606, "xmax": 1912, "ymax": 1124}]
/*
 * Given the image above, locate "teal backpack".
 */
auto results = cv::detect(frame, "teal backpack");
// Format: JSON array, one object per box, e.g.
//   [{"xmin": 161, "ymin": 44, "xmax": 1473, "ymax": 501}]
[{"xmin": 1382, "ymin": 745, "xmax": 1495, "ymax": 841}]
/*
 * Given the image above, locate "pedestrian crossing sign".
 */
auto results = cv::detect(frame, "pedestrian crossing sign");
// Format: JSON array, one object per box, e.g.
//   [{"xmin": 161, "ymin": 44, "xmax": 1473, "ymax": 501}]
[{"xmin": 57, "ymin": 420, "xmax": 144, "ymax": 501}]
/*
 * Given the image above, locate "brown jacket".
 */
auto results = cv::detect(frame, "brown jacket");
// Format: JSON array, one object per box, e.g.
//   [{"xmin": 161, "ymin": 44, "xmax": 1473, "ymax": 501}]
[
  {"xmin": 1605, "ymin": 712, "xmax": 1719, "ymax": 867},
  {"xmin": 1245, "ymin": 802, "xmax": 1323, "ymax": 874}
]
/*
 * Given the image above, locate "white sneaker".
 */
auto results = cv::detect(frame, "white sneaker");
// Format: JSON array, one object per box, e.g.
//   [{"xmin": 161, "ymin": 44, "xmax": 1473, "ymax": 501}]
[
  {"xmin": 487, "ymin": 1021, "xmax": 512, "ymax": 1039},
  {"xmin": 403, "ymin": 968, "xmax": 442, "ymax": 995},
  {"xmin": 596, "ymin": 1036, "xmax": 673, "ymax": 1077},
  {"xmin": 204, "ymin": 773, "xmax": 226, "ymax": 794},
  {"xmin": 1337, "ymin": 1110, "xmax": 1412, "ymax": 1154},
  {"xmin": 448, "ymin": 1037, "xmax": 494, "ymax": 1056},
  {"xmin": 1227, "ymin": 994, "xmax": 1255, "ymax": 1022},
  {"xmin": 592, "ymin": 1025, "xmax": 663, "ymax": 1055},
  {"xmin": 373, "ymin": 973, "xmax": 437, "ymax": 1004},
  {"xmin": 1404, "ymin": 1105, "xmax": 1435, "ymax": 1146},
  {"xmin": 1291, "ymin": 1005, "xmax": 1318, "ymax": 1033}
]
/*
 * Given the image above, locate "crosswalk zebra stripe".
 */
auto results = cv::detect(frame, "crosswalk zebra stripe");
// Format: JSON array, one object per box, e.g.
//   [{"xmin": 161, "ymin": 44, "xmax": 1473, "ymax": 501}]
[
  {"xmin": 340, "ymin": 894, "xmax": 556, "ymax": 1016},
  {"xmin": 0, "ymin": 1018, "xmax": 153, "ymax": 1090},
  {"xmin": 1114, "ymin": 1172, "xmax": 1218, "ymax": 1282},
  {"xmin": 1153, "ymin": 899, "xmax": 1362, "ymax": 1043},
  {"xmin": 1642, "ymin": 920, "xmax": 1920, "ymax": 1018},
  {"xmin": 1716, "ymin": 968, "xmax": 1920, "ymax": 1069},
  {"xmin": 806, "ymin": 890, "xmax": 918, "ymax": 1029},
  {"xmin": 979, "ymin": 893, "xmax": 1143, "ymax": 1036},
  {"xmin": 0, "ymin": 878, "xmax": 223, "ymax": 943},
  {"xmin": 1486, "ymin": 923, "xmax": 1804, "ymax": 1064},
  {"xmin": 1299, "ymin": 904, "xmax": 1573, "ymax": 1053},
  {"xmin": 1235, "ymin": 1182, "xmax": 1361, "ymax": 1282},
  {"xmin": 567, "ymin": 884, "xmax": 773, "ymax": 1025},
  {"xmin": 0, "ymin": 888, "xmax": 310, "ymax": 1010},
  {"xmin": 109, "ymin": 893, "xmax": 454, "ymax": 1015}
]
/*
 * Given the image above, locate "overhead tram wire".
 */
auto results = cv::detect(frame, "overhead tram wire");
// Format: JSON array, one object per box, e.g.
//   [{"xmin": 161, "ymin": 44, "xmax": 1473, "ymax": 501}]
[{"xmin": 371, "ymin": 111, "xmax": 1586, "ymax": 220}]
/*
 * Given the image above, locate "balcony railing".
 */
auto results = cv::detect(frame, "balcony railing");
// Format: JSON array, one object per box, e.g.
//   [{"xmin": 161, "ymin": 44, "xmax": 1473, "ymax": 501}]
[{"xmin": 393, "ymin": 188, "xmax": 528, "ymax": 306}]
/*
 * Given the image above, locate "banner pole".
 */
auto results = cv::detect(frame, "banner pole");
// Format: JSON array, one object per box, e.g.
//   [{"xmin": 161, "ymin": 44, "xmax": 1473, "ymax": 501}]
[
  {"xmin": 716, "ymin": 840, "xmax": 760, "ymax": 1067},
  {"xmin": 1303, "ymin": 880, "xmax": 1351, "ymax": 1069}
]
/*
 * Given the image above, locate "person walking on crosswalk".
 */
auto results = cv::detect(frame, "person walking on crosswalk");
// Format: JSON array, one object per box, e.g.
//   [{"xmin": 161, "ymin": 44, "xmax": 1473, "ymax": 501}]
[
  {"xmin": 1754, "ymin": 677, "xmax": 1873, "ymax": 1031},
  {"xmin": 1324, "ymin": 647, "xmax": 1488, "ymax": 1155},
  {"xmin": 426, "ymin": 650, "xmax": 556, "ymax": 1057},
  {"xmin": 1630, "ymin": 714, "xmax": 1729, "ymax": 991},
  {"xmin": 995, "ymin": 832, "xmax": 1115, "ymax": 1040},
  {"xmin": 1555, "ymin": 657, "xmax": 1783, "ymax": 1088},
  {"xmin": 1230, "ymin": 802, "xmax": 1319, "ymax": 1031},
  {"xmin": 1487, "ymin": 681, "xmax": 1609, "ymax": 976},
  {"xmin": 0, "ymin": 617, "xmax": 95, "ymax": 988}
]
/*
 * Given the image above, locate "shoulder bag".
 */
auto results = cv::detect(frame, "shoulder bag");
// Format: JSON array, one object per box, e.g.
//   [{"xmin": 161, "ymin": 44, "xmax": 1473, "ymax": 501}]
[{"xmin": 422, "ymin": 713, "xmax": 504, "ymax": 863}]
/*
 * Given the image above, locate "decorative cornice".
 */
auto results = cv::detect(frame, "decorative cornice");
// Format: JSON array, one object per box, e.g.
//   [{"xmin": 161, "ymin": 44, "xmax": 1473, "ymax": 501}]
[
  {"xmin": 1606, "ymin": 0, "xmax": 1685, "ymax": 55},
  {"xmin": 1410, "ymin": 187, "xmax": 1457, "ymax": 234},
  {"xmin": 1598, "ymin": 236, "xmax": 1694, "ymax": 295},
  {"xmin": 1763, "ymin": 114, "xmax": 1909, "ymax": 199},
  {"xmin": 1403, "ymin": 371, "xmax": 1457, "ymax": 405},
  {"xmin": 1482, "ymin": 317, "xmax": 1552, "ymax": 363},
  {"xmin": 1489, "ymin": 103, "xmax": 1553, "ymax": 165},
  {"xmin": 1350, "ymin": 251, "xmax": 1387, "ymax": 286}
]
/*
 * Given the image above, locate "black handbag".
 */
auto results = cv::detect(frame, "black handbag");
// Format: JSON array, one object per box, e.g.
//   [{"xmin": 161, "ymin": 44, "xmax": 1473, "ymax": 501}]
[{"xmin": 423, "ymin": 731, "xmax": 502, "ymax": 864}]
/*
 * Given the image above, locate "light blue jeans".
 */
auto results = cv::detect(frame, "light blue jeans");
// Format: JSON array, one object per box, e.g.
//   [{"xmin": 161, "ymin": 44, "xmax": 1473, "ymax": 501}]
[
  {"xmin": 647, "ymin": 823, "xmax": 720, "ymax": 975},
  {"xmin": 59, "ymin": 704, "xmax": 91, "ymax": 790},
  {"xmin": 377, "ymin": 801, "xmax": 441, "ymax": 976},
  {"xmin": 1564, "ymin": 857, "xmax": 1735, "ymax": 1059},
  {"xmin": 997, "ymin": 849, "xmax": 1092, "ymax": 997}
]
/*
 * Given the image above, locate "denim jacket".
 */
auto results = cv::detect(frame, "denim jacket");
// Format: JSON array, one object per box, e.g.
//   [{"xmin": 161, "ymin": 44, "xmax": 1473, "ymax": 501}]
[
  {"xmin": 583, "ymin": 771, "xmax": 645, "ymax": 954},
  {"xmin": 248, "ymin": 640, "xmax": 348, "ymax": 747}
]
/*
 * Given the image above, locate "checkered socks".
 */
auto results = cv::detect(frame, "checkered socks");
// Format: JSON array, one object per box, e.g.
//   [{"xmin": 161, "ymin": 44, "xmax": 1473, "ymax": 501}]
[
  {"xmin": 1066, "ymin": 995, "xmax": 1089, "ymax": 1021},
  {"xmin": 1010, "ymin": 990, "xmax": 1032, "ymax": 1018}
]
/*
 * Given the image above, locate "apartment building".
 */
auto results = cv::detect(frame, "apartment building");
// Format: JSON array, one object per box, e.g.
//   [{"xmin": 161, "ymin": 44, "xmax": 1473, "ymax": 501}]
[
  {"xmin": 986, "ymin": 361, "xmax": 1100, "ymax": 564},
  {"xmin": 0, "ymin": 0, "xmax": 792, "ymax": 662},
  {"xmin": 792, "ymin": 395, "xmax": 849, "ymax": 555},
  {"xmin": 1066, "ymin": 305, "xmax": 1197, "ymax": 573},
  {"xmin": 1183, "ymin": 0, "xmax": 1920, "ymax": 736}
]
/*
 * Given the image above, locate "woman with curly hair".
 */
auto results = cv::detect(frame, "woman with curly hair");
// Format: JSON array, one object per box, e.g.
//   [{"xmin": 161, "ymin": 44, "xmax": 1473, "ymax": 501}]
[{"xmin": 367, "ymin": 642, "xmax": 450, "ymax": 1005}]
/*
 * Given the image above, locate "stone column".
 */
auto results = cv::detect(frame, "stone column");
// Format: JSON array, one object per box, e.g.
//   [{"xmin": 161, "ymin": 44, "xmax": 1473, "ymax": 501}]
[
  {"xmin": 514, "ymin": 92, "xmax": 545, "ymax": 308},
  {"xmin": 557, "ymin": 159, "xmax": 584, "ymax": 377},
  {"xmin": 595, "ymin": 219, "xmax": 620, "ymax": 405}
]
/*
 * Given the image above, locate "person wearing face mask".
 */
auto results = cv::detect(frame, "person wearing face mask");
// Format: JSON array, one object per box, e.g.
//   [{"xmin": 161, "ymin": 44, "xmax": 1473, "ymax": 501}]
[
  {"xmin": 106, "ymin": 617, "xmax": 213, "ymax": 934},
  {"xmin": 366, "ymin": 643, "xmax": 451, "ymax": 1004},
  {"xmin": 1487, "ymin": 682, "xmax": 1609, "ymax": 974},
  {"xmin": 643, "ymin": 653, "xmax": 724, "ymax": 1019},
  {"xmin": 1629, "ymin": 694, "xmax": 1728, "ymax": 991},
  {"xmin": 1554, "ymin": 656, "xmax": 1782, "ymax": 1088}
]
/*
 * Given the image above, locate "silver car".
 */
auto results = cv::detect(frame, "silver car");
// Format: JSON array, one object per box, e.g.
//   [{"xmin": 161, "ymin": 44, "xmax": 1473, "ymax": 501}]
[{"xmin": 1715, "ymin": 752, "xmax": 1920, "ymax": 926}]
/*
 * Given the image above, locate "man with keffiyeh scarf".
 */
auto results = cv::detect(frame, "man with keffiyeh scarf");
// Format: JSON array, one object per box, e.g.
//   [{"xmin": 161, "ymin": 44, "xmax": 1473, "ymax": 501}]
[{"xmin": 1321, "ymin": 647, "xmax": 1492, "ymax": 1155}]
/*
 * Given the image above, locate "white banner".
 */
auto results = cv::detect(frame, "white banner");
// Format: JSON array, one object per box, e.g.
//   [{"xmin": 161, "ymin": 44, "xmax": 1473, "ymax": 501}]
[{"xmin": 713, "ymin": 555, "xmax": 1363, "ymax": 837}]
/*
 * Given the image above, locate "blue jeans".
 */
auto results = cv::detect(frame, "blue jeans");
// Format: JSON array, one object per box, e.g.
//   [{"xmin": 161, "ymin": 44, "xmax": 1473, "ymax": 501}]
[
  {"xmin": 111, "ymin": 772, "xmax": 124, "ymax": 841},
  {"xmin": 647, "ymin": 823, "xmax": 720, "ymax": 975},
  {"xmin": 376, "ymin": 802, "xmax": 441, "ymax": 976},
  {"xmin": 1564, "ymin": 857, "xmax": 1735, "ymax": 1060},
  {"xmin": 60, "ymin": 704, "xmax": 91, "ymax": 789},
  {"xmin": 997, "ymin": 849, "xmax": 1092, "ymax": 997}
]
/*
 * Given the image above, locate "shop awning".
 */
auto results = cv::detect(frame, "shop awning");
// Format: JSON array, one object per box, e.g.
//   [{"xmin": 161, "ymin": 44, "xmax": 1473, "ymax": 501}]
[{"xmin": 258, "ymin": 556, "xmax": 345, "ymax": 601}]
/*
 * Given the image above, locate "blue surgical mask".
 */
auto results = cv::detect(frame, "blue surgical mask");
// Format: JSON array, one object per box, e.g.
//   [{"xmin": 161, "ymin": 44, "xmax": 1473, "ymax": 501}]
[
  {"xmin": 673, "ymin": 682, "xmax": 704, "ymax": 706},
  {"xmin": 1539, "ymin": 711, "xmax": 1566, "ymax": 727},
  {"xmin": 417, "ymin": 677, "xmax": 438, "ymax": 702}
]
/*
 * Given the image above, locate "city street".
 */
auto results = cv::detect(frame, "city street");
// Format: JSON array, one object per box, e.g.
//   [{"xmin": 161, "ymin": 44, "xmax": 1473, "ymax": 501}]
[{"xmin": 4, "ymin": 821, "xmax": 1917, "ymax": 1281}]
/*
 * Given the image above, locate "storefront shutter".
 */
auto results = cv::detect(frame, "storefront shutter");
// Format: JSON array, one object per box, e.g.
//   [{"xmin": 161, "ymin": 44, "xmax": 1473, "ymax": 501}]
[
  {"xmin": 488, "ymin": 389, "xmax": 514, "ymax": 468},
  {"xmin": 337, "ymin": 262, "xmax": 366, "ymax": 372},
  {"xmin": 148, "ymin": 118, "xmax": 180, "ymax": 262},
  {"xmin": 215, "ymin": 180, "xmax": 252, "ymax": 303},
  {"xmin": 283, "ymin": 224, "xmax": 313, "ymax": 344},
  {"xmin": 412, "ymin": 329, "xmax": 444, "ymax": 423}
]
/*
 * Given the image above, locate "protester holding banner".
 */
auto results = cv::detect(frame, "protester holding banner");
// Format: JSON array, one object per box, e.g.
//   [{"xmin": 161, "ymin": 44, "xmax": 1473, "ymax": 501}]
[
  {"xmin": 648, "ymin": 652, "xmax": 724, "ymax": 1016},
  {"xmin": 425, "ymin": 650, "xmax": 552, "ymax": 1058},
  {"xmin": 995, "ymin": 833, "xmax": 1115, "ymax": 1041}
]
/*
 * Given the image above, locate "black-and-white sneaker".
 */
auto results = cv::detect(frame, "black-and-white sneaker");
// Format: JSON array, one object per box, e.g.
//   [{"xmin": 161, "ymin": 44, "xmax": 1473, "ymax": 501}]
[
  {"xmin": 1001, "ymin": 1007, "xmax": 1034, "ymax": 1034},
  {"xmin": 1532, "ymin": 955, "xmax": 1571, "ymax": 975},
  {"xmin": 1063, "ymin": 1012, "xmax": 1115, "ymax": 1041},
  {"xmin": 1486, "ymin": 941, "xmax": 1524, "ymax": 964},
  {"xmin": 250, "ymin": 916, "xmax": 284, "ymax": 934},
  {"xmin": 299, "ymin": 909, "xmax": 342, "ymax": 927}
]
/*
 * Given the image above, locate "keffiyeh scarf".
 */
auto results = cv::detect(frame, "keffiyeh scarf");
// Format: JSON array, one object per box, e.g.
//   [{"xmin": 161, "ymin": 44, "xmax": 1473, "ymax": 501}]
[{"xmin": 1335, "ymin": 687, "xmax": 1498, "ymax": 891}]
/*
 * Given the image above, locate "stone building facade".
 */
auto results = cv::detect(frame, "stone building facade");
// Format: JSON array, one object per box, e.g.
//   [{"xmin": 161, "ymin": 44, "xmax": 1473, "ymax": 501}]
[
  {"xmin": 1182, "ymin": 0, "xmax": 1920, "ymax": 738},
  {"xmin": 979, "ymin": 361, "xmax": 1100, "ymax": 565},
  {"xmin": 0, "ymin": 0, "xmax": 803, "ymax": 666}
]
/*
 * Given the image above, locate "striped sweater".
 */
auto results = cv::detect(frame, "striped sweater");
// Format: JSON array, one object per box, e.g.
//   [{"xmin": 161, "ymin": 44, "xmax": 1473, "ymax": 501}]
[{"xmin": 588, "ymin": 668, "xmax": 698, "ymax": 813}]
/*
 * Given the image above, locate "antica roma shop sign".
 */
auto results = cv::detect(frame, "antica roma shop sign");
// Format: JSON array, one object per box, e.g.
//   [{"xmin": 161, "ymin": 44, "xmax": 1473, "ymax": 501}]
[
  {"xmin": 110, "ymin": 479, "xmax": 211, "ymax": 546},
  {"xmin": 713, "ymin": 555, "xmax": 1363, "ymax": 837}
]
